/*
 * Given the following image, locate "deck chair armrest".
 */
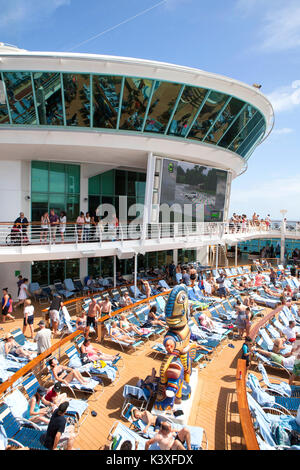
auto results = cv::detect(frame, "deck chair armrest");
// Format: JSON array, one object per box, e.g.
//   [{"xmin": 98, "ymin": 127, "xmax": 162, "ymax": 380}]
[{"xmin": 17, "ymin": 417, "xmax": 43, "ymax": 430}]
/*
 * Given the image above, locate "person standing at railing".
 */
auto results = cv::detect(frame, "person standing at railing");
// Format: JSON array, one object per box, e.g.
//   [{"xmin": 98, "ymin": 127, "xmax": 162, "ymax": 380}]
[
  {"xmin": 14, "ymin": 212, "xmax": 29, "ymax": 243},
  {"xmin": 40, "ymin": 211, "xmax": 50, "ymax": 244},
  {"xmin": 59, "ymin": 211, "xmax": 67, "ymax": 244},
  {"xmin": 83, "ymin": 212, "xmax": 91, "ymax": 242},
  {"xmin": 49, "ymin": 208, "xmax": 59, "ymax": 244},
  {"xmin": 265, "ymin": 214, "xmax": 271, "ymax": 231},
  {"xmin": 76, "ymin": 212, "xmax": 85, "ymax": 242}
]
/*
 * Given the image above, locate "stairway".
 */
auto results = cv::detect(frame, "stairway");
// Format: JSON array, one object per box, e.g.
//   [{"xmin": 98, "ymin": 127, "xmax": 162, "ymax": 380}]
[{"xmin": 210, "ymin": 244, "xmax": 228, "ymax": 267}]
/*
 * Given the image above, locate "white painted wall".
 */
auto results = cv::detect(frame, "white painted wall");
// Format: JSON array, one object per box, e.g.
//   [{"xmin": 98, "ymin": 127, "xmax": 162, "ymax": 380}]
[
  {"xmin": 0, "ymin": 160, "xmax": 31, "ymax": 221},
  {"xmin": 0, "ymin": 261, "xmax": 31, "ymax": 300}
]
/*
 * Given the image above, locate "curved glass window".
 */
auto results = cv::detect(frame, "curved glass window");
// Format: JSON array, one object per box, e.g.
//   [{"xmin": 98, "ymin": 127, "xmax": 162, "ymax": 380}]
[
  {"xmin": 144, "ymin": 81, "xmax": 181, "ymax": 134},
  {"xmin": 0, "ymin": 69, "xmax": 268, "ymax": 160},
  {"xmin": 92, "ymin": 75, "xmax": 122, "ymax": 129},
  {"xmin": 3, "ymin": 72, "xmax": 36, "ymax": 124},
  {"xmin": 119, "ymin": 77, "xmax": 153, "ymax": 131},
  {"xmin": 33, "ymin": 72, "xmax": 63, "ymax": 125},
  {"xmin": 168, "ymin": 85, "xmax": 207, "ymax": 137},
  {"xmin": 203, "ymin": 97, "xmax": 245, "ymax": 145},
  {"xmin": 0, "ymin": 78, "xmax": 10, "ymax": 124},
  {"xmin": 188, "ymin": 91, "xmax": 229, "ymax": 141},
  {"xmin": 63, "ymin": 73, "xmax": 90, "ymax": 127}
]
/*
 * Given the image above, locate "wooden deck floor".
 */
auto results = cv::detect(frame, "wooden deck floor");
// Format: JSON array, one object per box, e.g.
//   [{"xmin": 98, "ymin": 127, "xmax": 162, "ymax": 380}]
[{"xmin": 0, "ymin": 300, "xmax": 255, "ymax": 451}]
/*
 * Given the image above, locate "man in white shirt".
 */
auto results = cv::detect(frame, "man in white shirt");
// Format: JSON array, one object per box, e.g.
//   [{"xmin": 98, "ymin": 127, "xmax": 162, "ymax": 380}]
[
  {"xmin": 283, "ymin": 320, "xmax": 300, "ymax": 343},
  {"xmin": 34, "ymin": 320, "xmax": 52, "ymax": 354}
]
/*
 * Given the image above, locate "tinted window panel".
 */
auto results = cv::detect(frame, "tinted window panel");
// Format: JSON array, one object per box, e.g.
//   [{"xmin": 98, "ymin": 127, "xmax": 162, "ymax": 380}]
[
  {"xmin": 63, "ymin": 73, "xmax": 90, "ymax": 127},
  {"xmin": 144, "ymin": 81, "xmax": 181, "ymax": 134},
  {"xmin": 188, "ymin": 91, "xmax": 228, "ymax": 141},
  {"xmin": 3, "ymin": 72, "xmax": 36, "ymax": 124},
  {"xmin": 92, "ymin": 75, "xmax": 122, "ymax": 129},
  {"xmin": 168, "ymin": 86, "xmax": 208, "ymax": 137},
  {"xmin": 33, "ymin": 72, "xmax": 63, "ymax": 125},
  {"xmin": 204, "ymin": 97, "xmax": 245, "ymax": 145},
  {"xmin": 119, "ymin": 77, "xmax": 153, "ymax": 131}
]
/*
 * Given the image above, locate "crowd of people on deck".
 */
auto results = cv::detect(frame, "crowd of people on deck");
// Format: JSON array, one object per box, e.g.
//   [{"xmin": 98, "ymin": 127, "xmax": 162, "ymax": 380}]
[
  {"xmin": 228, "ymin": 213, "xmax": 272, "ymax": 233},
  {"xmin": 9, "ymin": 210, "xmax": 121, "ymax": 245},
  {"xmin": 2, "ymin": 256, "xmax": 300, "ymax": 450}
]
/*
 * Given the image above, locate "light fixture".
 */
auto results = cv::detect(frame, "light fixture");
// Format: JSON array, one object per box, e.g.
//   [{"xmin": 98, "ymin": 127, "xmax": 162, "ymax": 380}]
[{"xmin": 25, "ymin": 195, "xmax": 31, "ymax": 200}]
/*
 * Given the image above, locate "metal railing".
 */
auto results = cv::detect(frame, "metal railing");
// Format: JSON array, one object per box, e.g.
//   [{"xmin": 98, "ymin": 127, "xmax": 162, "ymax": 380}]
[{"xmin": 0, "ymin": 220, "xmax": 282, "ymax": 249}]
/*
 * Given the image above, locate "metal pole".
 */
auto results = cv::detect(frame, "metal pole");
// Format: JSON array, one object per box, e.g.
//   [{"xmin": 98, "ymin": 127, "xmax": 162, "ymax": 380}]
[
  {"xmin": 113, "ymin": 255, "xmax": 116, "ymax": 288},
  {"xmin": 134, "ymin": 253, "xmax": 137, "ymax": 297}
]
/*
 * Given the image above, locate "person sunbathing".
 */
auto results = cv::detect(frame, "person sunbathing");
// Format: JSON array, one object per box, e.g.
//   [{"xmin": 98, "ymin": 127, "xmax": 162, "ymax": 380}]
[
  {"xmin": 263, "ymin": 285, "xmax": 282, "ymax": 298},
  {"xmin": 198, "ymin": 313, "xmax": 216, "ymax": 331},
  {"xmin": 4, "ymin": 333, "xmax": 35, "ymax": 360},
  {"xmin": 253, "ymin": 345, "xmax": 300, "ymax": 371},
  {"xmin": 118, "ymin": 314, "xmax": 151, "ymax": 337},
  {"xmin": 132, "ymin": 408, "xmax": 167, "ymax": 435},
  {"xmin": 110, "ymin": 321, "xmax": 136, "ymax": 344},
  {"xmin": 145, "ymin": 306, "xmax": 165, "ymax": 327},
  {"xmin": 49, "ymin": 357, "xmax": 90, "ymax": 386},
  {"xmin": 145, "ymin": 421, "xmax": 191, "ymax": 451},
  {"xmin": 80, "ymin": 338, "xmax": 119, "ymax": 362}
]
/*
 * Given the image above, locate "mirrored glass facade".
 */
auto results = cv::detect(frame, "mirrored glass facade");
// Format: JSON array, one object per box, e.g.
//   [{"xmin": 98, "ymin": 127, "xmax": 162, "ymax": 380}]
[{"xmin": 0, "ymin": 70, "xmax": 267, "ymax": 159}]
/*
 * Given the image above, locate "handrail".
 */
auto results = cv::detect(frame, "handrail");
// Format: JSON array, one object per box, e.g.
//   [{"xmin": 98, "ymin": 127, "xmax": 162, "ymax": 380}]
[
  {"xmin": 237, "ymin": 302, "xmax": 284, "ymax": 449},
  {"xmin": 0, "ymin": 290, "xmax": 172, "ymax": 397},
  {"xmin": 0, "ymin": 330, "xmax": 81, "ymax": 396},
  {"xmin": 236, "ymin": 359, "xmax": 259, "ymax": 450}
]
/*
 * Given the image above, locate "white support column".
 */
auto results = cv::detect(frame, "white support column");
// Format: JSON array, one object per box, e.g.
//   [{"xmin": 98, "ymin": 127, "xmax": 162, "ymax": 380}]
[
  {"xmin": 216, "ymin": 245, "xmax": 219, "ymax": 270},
  {"xmin": 235, "ymin": 244, "xmax": 238, "ymax": 267},
  {"xmin": 280, "ymin": 210, "xmax": 287, "ymax": 265},
  {"xmin": 173, "ymin": 249, "xmax": 178, "ymax": 266},
  {"xmin": 143, "ymin": 152, "xmax": 156, "ymax": 237},
  {"xmin": 80, "ymin": 258, "xmax": 88, "ymax": 282}
]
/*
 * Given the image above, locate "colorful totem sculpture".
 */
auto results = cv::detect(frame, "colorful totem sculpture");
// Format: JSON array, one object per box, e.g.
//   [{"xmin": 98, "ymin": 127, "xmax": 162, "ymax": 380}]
[{"xmin": 154, "ymin": 284, "xmax": 198, "ymax": 412}]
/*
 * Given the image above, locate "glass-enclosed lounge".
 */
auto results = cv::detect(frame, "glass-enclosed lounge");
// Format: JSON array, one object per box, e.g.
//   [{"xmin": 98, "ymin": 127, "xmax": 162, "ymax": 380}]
[{"xmin": 0, "ymin": 71, "xmax": 266, "ymax": 160}]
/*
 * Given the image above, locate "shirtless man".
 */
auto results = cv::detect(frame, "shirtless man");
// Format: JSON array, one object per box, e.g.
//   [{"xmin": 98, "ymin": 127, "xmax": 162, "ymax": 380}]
[
  {"xmin": 145, "ymin": 421, "xmax": 191, "ymax": 450},
  {"xmin": 84, "ymin": 297, "xmax": 101, "ymax": 340},
  {"xmin": 141, "ymin": 279, "xmax": 151, "ymax": 298},
  {"xmin": 189, "ymin": 265, "xmax": 197, "ymax": 286},
  {"xmin": 101, "ymin": 297, "xmax": 112, "ymax": 317},
  {"xmin": 132, "ymin": 408, "xmax": 167, "ymax": 435}
]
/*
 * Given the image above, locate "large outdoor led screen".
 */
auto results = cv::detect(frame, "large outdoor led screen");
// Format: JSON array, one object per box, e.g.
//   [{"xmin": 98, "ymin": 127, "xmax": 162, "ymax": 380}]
[{"xmin": 159, "ymin": 159, "xmax": 228, "ymax": 222}]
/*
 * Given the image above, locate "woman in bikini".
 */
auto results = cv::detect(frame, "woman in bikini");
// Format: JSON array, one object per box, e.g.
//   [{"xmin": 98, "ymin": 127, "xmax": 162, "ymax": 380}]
[
  {"xmin": 49, "ymin": 357, "xmax": 90, "ymax": 386},
  {"xmin": 80, "ymin": 339, "xmax": 119, "ymax": 362},
  {"xmin": 110, "ymin": 321, "xmax": 136, "ymax": 344}
]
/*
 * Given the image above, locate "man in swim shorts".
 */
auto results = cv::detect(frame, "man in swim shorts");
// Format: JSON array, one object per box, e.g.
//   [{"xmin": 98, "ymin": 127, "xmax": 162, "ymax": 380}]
[{"xmin": 145, "ymin": 421, "xmax": 191, "ymax": 450}]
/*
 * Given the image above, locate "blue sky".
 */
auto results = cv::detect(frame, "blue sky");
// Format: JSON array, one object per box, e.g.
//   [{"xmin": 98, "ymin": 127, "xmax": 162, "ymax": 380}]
[{"xmin": 0, "ymin": 0, "xmax": 299, "ymax": 219}]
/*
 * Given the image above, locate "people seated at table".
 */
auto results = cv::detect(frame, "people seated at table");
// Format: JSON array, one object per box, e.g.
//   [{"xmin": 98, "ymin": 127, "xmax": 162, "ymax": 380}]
[{"xmin": 115, "ymin": 272, "xmax": 129, "ymax": 285}]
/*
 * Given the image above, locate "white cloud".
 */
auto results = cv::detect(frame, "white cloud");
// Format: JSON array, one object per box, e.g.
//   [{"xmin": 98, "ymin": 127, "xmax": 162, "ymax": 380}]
[
  {"xmin": 236, "ymin": 0, "xmax": 300, "ymax": 53},
  {"xmin": 0, "ymin": 0, "xmax": 71, "ymax": 31},
  {"xmin": 272, "ymin": 127, "xmax": 294, "ymax": 135},
  {"xmin": 267, "ymin": 81, "xmax": 300, "ymax": 112}
]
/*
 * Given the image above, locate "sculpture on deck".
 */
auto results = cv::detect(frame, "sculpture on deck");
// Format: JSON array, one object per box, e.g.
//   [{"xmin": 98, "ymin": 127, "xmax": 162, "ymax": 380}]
[{"xmin": 154, "ymin": 284, "xmax": 198, "ymax": 412}]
